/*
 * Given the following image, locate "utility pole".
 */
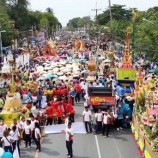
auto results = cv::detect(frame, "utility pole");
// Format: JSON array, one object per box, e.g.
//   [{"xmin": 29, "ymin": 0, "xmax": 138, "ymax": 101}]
[
  {"xmin": 108, "ymin": 0, "xmax": 114, "ymax": 47},
  {"xmin": 92, "ymin": 5, "xmax": 101, "ymax": 53},
  {"xmin": 92, "ymin": 3, "xmax": 101, "ymax": 70}
]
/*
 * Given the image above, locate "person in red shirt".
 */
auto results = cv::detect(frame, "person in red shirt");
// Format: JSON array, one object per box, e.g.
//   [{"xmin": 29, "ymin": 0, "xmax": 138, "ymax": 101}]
[
  {"xmin": 74, "ymin": 83, "xmax": 81, "ymax": 103},
  {"xmin": 66, "ymin": 102, "xmax": 75, "ymax": 123},
  {"xmin": 57, "ymin": 102, "xmax": 64, "ymax": 124},
  {"xmin": 45, "ymin": 103, "xmax": 54, "ymax": 125},
  {"xmin": 68, "ymin": 95, "xmax": 73, "ymax": 106},
  {"xmin": 62, "ymin": 96, "xmax": 67, "ymax": 112}
]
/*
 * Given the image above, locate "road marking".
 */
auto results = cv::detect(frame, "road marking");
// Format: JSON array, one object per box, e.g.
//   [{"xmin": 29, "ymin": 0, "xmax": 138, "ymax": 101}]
[
  {"xmin": 112, "ymin": 135, "xmax": 122, "ymax": 158},
  {"xmin": 95, "ymin": 135, "xmax": 101, "ymax": 158}
]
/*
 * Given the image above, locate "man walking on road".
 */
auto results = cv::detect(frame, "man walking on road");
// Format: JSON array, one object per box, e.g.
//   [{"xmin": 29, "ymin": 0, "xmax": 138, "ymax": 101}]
[
  {"xmin": 82, "ymin": 106, "xmax": 92, "ymax": 133},
  {"xmin": 65, "ymin": 123, "xmax": 74, "ymax": 158},
  {"xmin": 95, "ymin": 109, "xmax": 103, "ymax": 134}
]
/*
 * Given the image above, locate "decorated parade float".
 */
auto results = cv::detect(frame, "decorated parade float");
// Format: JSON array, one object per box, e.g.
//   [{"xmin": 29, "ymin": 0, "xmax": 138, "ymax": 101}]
[
  {"xmin": 0, "ymin": 55, "xmax": 29, "ymax": 126},
  {"xmin": 116, "ymin": 30, "xmax": 136, "ymax": 93},
  {"xmin": 132, "ymin": 67, "xmax": 158, "ymax": 158}
]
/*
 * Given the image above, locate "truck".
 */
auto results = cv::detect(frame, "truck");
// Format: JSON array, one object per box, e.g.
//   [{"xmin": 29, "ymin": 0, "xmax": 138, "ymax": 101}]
[{"xmin": 88, "ymin": 87, "xmax": 116, "ymax": 111}]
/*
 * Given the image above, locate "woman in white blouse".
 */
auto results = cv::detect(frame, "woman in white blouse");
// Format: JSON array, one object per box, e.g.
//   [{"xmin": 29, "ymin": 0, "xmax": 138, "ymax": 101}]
[{"xmin": 10, "ymin": 125, "xmax": 20, "ymax": 156}]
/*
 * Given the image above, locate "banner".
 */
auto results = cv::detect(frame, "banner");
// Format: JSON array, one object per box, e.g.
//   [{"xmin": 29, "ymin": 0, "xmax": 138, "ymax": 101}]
[
  {"xmin": 37, "ymin": 28, "xmax": 45, "ymax": 46},
  {"xmin": 89, "ymin": 96, "xmax": 115, "ymax": 105},
  {"xmin": 44, "ymin": 122, "xmax": 86, "ymax": 134},
  {"xmin": 116, "ymin": 68, "xmax": 136, "ymax": 80}
]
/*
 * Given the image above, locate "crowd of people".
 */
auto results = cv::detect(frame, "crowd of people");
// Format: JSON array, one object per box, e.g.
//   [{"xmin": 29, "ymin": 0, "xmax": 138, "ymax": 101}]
[{"xmin": 0, "ymin": 31, "xmax": 138, "ymax": 158}]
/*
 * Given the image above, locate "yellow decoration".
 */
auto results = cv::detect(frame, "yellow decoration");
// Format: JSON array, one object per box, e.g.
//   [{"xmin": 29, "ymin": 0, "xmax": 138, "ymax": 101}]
[
  {"xmin": 144, "ymin": 150, "xmax": 151, "ymax": 158},
  {"xmin": 116, "ymin": 68, "xmax": 136, "ymax": 80},
  {"xmin": 138, "ymin": 140, "xmax": 144, "ymax": 150}
]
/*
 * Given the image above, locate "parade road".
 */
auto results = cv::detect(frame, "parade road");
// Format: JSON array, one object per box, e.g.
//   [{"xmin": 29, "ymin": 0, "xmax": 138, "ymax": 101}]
[{"xmin": 21, "ymin": 103, "xmax": 140, "ymax": 158}]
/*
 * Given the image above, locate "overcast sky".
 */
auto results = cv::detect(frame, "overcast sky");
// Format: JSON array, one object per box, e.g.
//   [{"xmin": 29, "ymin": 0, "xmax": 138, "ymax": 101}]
[{"xmin": 29, "ymin": 0, "xmax": 158, "ymax": 26}]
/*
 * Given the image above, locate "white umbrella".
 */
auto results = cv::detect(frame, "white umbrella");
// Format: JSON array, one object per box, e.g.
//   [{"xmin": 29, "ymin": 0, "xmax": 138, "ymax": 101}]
[{"xmin": 59, "ymin": 76, "xmax": 67, "ymax": 80}]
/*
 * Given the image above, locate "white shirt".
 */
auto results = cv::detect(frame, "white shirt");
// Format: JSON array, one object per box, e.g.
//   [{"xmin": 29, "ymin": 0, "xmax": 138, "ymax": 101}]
[
  {"xmin": 31, "ymin": 106, "xmax": 38, "ymax": 118},
  {"xmin": 95, "ymin": 113, "xmax": 103, "ymax": 122},
  {"xmin": 103, "ymin": 114, "xmax": 111, "ymax": 124},
  {"xmin": 24, "ymin": 124, "xmax": 31, "ymax": 135},
  {"xmin": 10, "ymin": 123, "xmax": 20, "ymax": 131},
  {"xmin": 0, "ymin": 124, "xmax": 8, "ymax": 137},
  {"xmin": 19, "ymin": 121, "xmax": 26, "ymax": 130},
  {"xmin": 10, "ymin": 130, "xmax": 20, "ymax": 141},
  {"xmin": 65, "ymin": 118, "xmax": 69, "ymax": 126},
  {"xmin": 65, "ymin": 127, "xmax": 73, "ymax": 141},
  {"xmin": 1, "ymin": 136, "xmax": 13, "ymax": 146},
  {"xmin": 35, "ymin": 128, "xmax": 41, "ymax": 139},
  {"xmin": 31, "ymin": 120, "xmax": 38, "ymax": 130},
  {"xmin": 82, "ymin": 110, "xmax": 91, "ymax": 122}
]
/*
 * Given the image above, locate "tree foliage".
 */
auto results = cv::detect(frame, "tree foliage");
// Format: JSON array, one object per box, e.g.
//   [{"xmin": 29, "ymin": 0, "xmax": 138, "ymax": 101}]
[{"xmin": 0, "ymin": 0, "xmax": 61, "ymax": 47}]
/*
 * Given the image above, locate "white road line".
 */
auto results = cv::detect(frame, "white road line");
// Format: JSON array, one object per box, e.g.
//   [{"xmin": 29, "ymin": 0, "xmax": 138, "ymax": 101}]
[
  {"xmin": 112, "ymin": 135, "xmax": 122, "ymax": 158},
  {"xmin": 95, "ymin": 135, "xmax": 101, "ymax": 158}
]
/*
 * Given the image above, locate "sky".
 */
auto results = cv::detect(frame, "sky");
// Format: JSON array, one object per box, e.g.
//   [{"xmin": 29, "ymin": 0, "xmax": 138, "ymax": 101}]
[{"xmin": 29, "ymin": 0, "xmax": 158, "ymax": 26}]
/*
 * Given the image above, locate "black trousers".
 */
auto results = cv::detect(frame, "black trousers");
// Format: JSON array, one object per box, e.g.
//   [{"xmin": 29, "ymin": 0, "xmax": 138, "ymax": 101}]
[
  {"xmin": 75, "ymin": 93, "xmax": 80, "ymax": 103},
  {"xmin": 95, "ymin": 121, "xmax": 102, "ymax": 133},
  {"xmin": 47, "ymin": 118, "xmax": 53, "ymax": 125},
  {"xmin": 12, "ymin": 140, "xmax": 20, "ymax": 156},
  {"xmin": 4, "ymin": 146, "xmax": 12, "ymax": 154},
  {"xmin": 35, "ymin": 138, "xmax": 41, "ymax": 151},
  {"xmin": 66, "ymin": 140, "xmax": 73, "ymax": 157},
  {"xmin": 25, "ymin": 134, "xmax": 31, "ymax": 147},
  {"xmin": 85, "ymin": 121, "xmax": 92, "ymax": 133},
  {"xmin": 69, "ymin": 113, "xmax": 75, "ymax": 123},
  {"xmin": 102, "ymin": 124, "xmax": 111, "ymax": 137},
  {"xmin": 117, "ymin": 119, "xmax": 123, "ymax": 128}
]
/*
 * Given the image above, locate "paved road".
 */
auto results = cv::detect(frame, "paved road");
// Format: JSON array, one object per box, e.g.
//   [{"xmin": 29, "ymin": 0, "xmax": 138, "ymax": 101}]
[{"xmin": 21, "ymin": 103, "xmax": 141, "ymax": 158}]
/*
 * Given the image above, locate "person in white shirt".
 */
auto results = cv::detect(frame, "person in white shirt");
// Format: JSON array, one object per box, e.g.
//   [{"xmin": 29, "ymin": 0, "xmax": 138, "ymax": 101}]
[
  {"xmin": 1, "ymin": 129, "xmax": 14, "ymax": 153},
  {"xmin": 35, "ymin": 122, "xmax": 41, "ymax": 152},
  {"xmin": 30, "ymin": 116, "xmax": 38, "ymax": 142},
  {"xmin": 102, "ymin": 111, "xmax": 112, "ymax": 137},
  {"xmin": 24, "ymin": 120, "xmax": 32, "ymax": 148},
  {"xmin": 31, "ymin": 104, "xmax": 38, "ymax": 118},
  {"xmin": 82, "ymin": 106, "xmax": 92, "ymax": 133},
  {"xmin": 19, "ymin": 116, "xmax": 26, "ymax": 142},
  {"xmin": 95, "ymin": 109, "xmax": 103, "ymax": 134},
  {"xmin": 65, "ymin": 123, "xmax": 73, "ymax": 158},
  {"xmin": 0, "ymin": 120, "xmax": 7, "ymax": 147},
  {"xmin": 10, "ymin": 119, "xmax": 21, "ymax": 132},
  {"xmin": 10, "ymin": 125, "xmax": 20, "ymax": 156}
]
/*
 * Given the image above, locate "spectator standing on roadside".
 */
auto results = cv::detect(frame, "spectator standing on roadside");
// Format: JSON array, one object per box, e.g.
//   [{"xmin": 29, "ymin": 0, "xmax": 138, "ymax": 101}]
[{"xmin": 82, "ymin": 106, "xmax": 92, "ymax": 134}]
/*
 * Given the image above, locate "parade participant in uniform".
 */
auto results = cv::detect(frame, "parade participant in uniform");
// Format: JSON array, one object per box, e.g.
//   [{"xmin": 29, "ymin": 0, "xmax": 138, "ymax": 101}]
[
  {"xmin": 19, "ymin": 116, "xmax": 26, "ymax": 142},
  {"xmin": 10, "ymin": 125, "xmax": 20, "ymax": 156},
  {"xmin": 45, "ymin": 102, "xmax": 54, "ymax": 125},
  {"xmin": 95, "ymin": 109, "xmax": 103, "ymax": 134},
  {"xmin": 35, "ymin": 122, "xmax": 41, "ymax": 152},
  {"xmin": 10, "ymin": 119, "xmax": 21, "ymax": 132},
  {"xmin": 82, "ymin": 106, "xmax": 92, "ymax": 133},
  {"xmin": 0, "ymin": 120, "xmax": 8, "ymax": 147},
  {"xmin": 57, "ymin": 102, "xmax": 64, "ymax": 124},
  {"xmin": 30, "ymin": 116, "xmax": 38, "ymax": 142},
  {"xmin": 66, "ymin": 101, "xmax": 75, "ymax": 123},
  {"xmin": 74, "ymin": 82, "xmax": 81, "ymax": 103},
  {"xmin": 24, "ymin": 120, "xmax": 32, "ymax": 148},
  {"xmin": 1, "ymin": 129, "xmax": 14, "ymax": 153}
]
